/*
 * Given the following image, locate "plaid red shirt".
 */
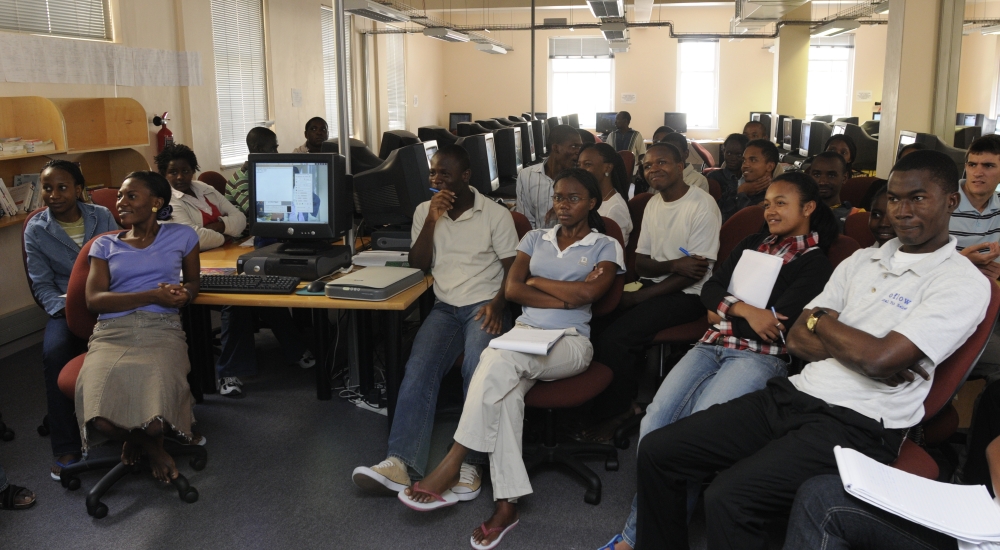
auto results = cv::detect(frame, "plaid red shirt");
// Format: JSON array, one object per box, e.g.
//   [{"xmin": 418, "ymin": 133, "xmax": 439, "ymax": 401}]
[{"xmin": 699, "ymin": 232, "xmax": 820, "ymax": 356}]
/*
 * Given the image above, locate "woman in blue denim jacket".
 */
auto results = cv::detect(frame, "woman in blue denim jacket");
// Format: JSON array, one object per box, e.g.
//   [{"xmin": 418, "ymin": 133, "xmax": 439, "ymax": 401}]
[{"xmin": 23, "ymin": 160, "xmax": 117, "ymax": 481}]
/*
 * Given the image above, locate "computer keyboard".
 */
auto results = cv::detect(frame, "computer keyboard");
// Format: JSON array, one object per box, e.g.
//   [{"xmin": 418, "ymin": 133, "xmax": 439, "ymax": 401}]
[{"xmin": 200, "ymin": 274, "xmax": 301, "ymax": 295}]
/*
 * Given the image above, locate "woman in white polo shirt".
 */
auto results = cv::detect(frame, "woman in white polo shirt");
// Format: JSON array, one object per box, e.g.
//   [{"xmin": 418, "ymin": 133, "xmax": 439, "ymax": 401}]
[{"xmin": 399, "ymin": 168, "xmax": 625, "ymax": 549}]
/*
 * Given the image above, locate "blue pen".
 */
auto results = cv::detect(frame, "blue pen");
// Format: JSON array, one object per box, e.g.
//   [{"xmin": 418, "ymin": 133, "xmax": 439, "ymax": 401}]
[
  {"xmin": 771, "ymin": 306, "xmax": 787, "ymax": 345},
  {"xmin": 429, "ymin": 187, "xmax": 440, "ymax": 193},
  {"xmin": 679, "ymin": 247, "xmax": 691, "ymax": 257}
]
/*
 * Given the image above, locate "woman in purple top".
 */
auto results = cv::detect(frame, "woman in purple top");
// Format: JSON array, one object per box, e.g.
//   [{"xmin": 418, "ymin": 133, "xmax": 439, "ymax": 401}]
[{"xmin": 76, "ymin": 171, "xmax": 202, "ymax": 484}]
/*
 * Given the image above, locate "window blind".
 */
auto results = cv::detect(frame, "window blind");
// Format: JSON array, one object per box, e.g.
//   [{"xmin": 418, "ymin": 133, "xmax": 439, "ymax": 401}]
[
  {"xmin": 210, "ymin": 0, "xmax": 268, "ymax": 166},
  {"xmin": 386, "ymin": 33, "xmax": 407, "ymax": 131},
  {"xmin": 0, "ymin": 0, "xmax": 110, "ymax": 40},
  {"xmin": 322, "ymin": 7, "xmax": 354, "ymax": 138}
]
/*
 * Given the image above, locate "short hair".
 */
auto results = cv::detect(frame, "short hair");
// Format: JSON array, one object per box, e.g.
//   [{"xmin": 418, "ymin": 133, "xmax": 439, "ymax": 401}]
[
  {"xmin": 722, "ymin": 133, "xmax": 749, "ymax": 150},
  {"xmin": 154, "ymin": 143, "xmax": 200, "ymax": 174},
  {"xmin": 746, "ymin": 139, "xmax": 779, "ymax": 166},
  {"xmin": 42, "ymin": 159, "xmax": 86, "ymax": 188},
  {"xmin": 810, "ymin": 150, "xmax": 849, "ymax": 174},
  {"xmin": 549, "ymin": 124, "xmax": 580, "ymax": 147},
  {"xmin": 646, "ymin": 142, "xmax": 684, "ymax": 164},
  {"xmin": 897, "ymin": 142, "xmax": 926, "ymax": 160},
  {"xmin": 246, "ymin": 127, "xmax": 277, "ymax": 154},
  {"xmin": 824, "ymin": 134, "xmax": 857, "ymax": 164},
  {"xmin": 652, "ymin": 126, "xmax": 675, "ymax": 139},
  {"xmin": 743, "ymin": 120, "xmax": 766, "ymax": 133},
  {"xmin": 432, "ymin": 144, "xmax": 471, "ymax": 173},
  {"xmin": 862, "ymin": 178, "xmax": 889, "ymax": 210},
  {"xmin": 617, "ymin": 111, "xmax": 631, "ymax": 124},
  {"xmin": 890, "ymin": 149, "xmax": 959, "ymax": 194},
  {"xmin": 578, "ymin": 128, "xmax": 596, "ymax": 145},
  {"xmin": 967, "ymin": 134, "xmax": 1000, "ymax": 158},
  {"xmin": 662, "ymin": 132, "xmax": 688, "ymax": 157},
  {"xmin": 304, "ymin": 117, "xmax": 327, "ymax": 131}
]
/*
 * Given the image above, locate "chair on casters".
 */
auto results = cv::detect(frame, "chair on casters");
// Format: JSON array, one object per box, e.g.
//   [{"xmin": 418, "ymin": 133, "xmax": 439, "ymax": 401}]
[
  {"xmin": 54, "ymin": 232, "xmax": 207, "ymax": 518},
  {"xmin": 891, "ymin": 281, "xmax": 1000, "ymax": 480},
  {"xmin": 521, "ymin": 218, "xmax": 625, "ymax": 505}
]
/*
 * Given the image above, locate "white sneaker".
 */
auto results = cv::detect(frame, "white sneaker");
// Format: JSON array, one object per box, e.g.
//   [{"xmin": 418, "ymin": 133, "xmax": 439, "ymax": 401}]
[
  {"xmin": 352, "ymin": 456, "xmax": 411, "ymax": 495},
  {"xmin": 452, "ymin": 463, "xmax": 482, "ymax": 501},
  {"xmin": 297, "ymin": 351, "xmax": 316, "ymax": 369},
  {"xmin": 218, "ymin": 377, "xmax": 244, "ymax": 398}
]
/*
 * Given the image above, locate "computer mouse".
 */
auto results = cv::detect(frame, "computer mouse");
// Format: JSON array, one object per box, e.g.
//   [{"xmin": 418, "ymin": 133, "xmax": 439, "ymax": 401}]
[{"xmin": 307, "ymin": 279, "xmax": 327, "ymax": 293}]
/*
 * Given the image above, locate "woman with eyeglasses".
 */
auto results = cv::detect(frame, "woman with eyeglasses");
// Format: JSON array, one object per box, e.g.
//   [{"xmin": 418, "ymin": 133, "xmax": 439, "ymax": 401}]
[{"xmin": 398, "ymin": 168, "xmax": 624, "ymax": 550}]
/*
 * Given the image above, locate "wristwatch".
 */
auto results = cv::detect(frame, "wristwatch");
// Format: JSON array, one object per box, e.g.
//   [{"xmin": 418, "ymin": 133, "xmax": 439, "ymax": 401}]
[{"xmin": 806, "ymin": 310, "xmax": 828, "ymax": 333}]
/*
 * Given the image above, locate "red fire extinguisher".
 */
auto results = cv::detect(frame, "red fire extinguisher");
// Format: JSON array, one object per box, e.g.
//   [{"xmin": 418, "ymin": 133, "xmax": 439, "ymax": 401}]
[{"xmin": 152, "ymin": 112, "xmax": 174, "ymax": 153}]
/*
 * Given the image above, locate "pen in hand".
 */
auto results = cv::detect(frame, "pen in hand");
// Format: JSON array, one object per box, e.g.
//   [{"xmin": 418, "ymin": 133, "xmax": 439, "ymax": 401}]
[
  {"xmin": 771, "ymin": 306, "xmax": 786, "ymax": 345},
  {"xmin": 679, "ymin": 247, "xmax": 691, "ymax": 257}
]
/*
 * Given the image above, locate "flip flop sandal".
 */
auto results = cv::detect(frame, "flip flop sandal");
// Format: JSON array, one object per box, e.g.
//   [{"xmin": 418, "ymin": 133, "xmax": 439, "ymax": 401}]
[
  {"xmin": 0, "ymin": 485, "xmax": 36, "ymax": 510},
  {"xmin": 397, "ymin": 481, "xmax": 459, "ymax": 511},
  {"xmin": 598, "ymin": 534, "xmax": 625, "ymax": 550},
  {"xmin": 50, "ymin": 457, "xmax": 81, "ymax": 481},
  {"xmin": 470, "ymin": 520, "xmax": 519, "ymax": 550}
]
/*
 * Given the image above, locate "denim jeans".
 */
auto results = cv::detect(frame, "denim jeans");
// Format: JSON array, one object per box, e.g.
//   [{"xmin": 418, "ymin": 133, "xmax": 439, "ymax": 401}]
[
  {"xmin": 621, "ymin": 343, "xmax": 788, "ymax": 547},
  {"xmin": 216, "ymin": 306, "xmax": 308, "ymax": 378},
  {"xmin": 41, "ymin": 316, "xmax": 86, "ymax": 457},
  {"xmin": 387, "ymin": 299, "xmax": 508, "ymax": 478},
  {"xmin": 783, "ymin": 475, "xmax": 957, "ymax": 550}
]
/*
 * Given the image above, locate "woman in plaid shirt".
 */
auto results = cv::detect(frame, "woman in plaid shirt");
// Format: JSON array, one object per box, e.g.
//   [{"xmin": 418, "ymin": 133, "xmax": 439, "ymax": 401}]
[{"xmin": 600, "ymin": 172, "xmax": 840, "ymax": 550}]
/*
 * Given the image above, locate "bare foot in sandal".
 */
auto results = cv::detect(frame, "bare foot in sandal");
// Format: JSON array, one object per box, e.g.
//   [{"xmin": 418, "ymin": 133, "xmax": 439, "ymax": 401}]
[
  {"xmin": 472, "ymin": 500, "xmax": 519, "ymax": 547},
  {"xmin": 121, "ymin": 441, "xmax": 142, "ymax": 465},
  {"xmin": 403, "ymin": 449, "xmax": 466, "ymax": 504},
  {"xmin": 0, "ymin": 484, "xmax": 36, "ymax": 510},
  {"xmin": 146, "ymin": 444, "xmax": 179, "ymax": 484}
]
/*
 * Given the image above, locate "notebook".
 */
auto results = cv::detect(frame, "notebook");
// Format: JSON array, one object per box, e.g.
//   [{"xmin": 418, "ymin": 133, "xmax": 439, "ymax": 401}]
[
  {"xmin": 489, "ymin": 328, "xmax": 566, "ymax": 355},
  {"xmin": 727, "ymin": 249, "xmax": 783, "ymax": 309}
]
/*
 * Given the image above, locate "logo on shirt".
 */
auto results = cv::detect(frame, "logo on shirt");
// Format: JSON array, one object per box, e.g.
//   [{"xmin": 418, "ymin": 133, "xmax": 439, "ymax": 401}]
[
  {"xmin": 882, "ymin": 292, "xmax": 913, "ymax": 311},
  {"xmin": 579, "ymin": 256, "xmax": 588, "ymax": 266}
]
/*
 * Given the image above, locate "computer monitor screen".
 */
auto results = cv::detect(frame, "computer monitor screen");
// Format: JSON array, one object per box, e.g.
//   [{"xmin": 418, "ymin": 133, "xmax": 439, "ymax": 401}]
[
  {"xmin": 985, "ymin": 118, "xmax": 998, "ymax": 135},
  {"xmin": 530, "ymin": 120, "xmax": 546, "ymax": 157},
  {"xmin": 456, "ymin": 133, "xmax": 501, "ymax": 194},
  {"xmin": 873, "ymin": 112, "xmax": 881, "ymax": 121},
  {"xmin": 965, "ymin": 114, "xmax": 978, "ymax": 126},
  {"xmin": 514, "ymin": 121, "xmax": 535, "ymax": 163},
  {"xmin": 774, "ymin": 115, "xmax": 791, "ymax": 143},
  {"xmin": 566, "ymin": 114, "xmax": 580, "ymax": 129},
  {"xmin": 423, "ymin": 140, "xmax": 438, "ymax": 168},
  {"xmin": 798, "ymin": 123, "xmax": 812, "ymax": 157},
  {"xmin": 782, "ymin": 119, "xmax": 793, "ymax": 151},
  {"xmin": 898, "ymin": 131, "xmax": 917, "ymax": 148},
  {"xmin": 596, "ymin": 112, "xmax": 617, "ymax": 134},
  {"xmin": 449, "ymin": 112, "xmax": 472, "ymax": 132},
  {"xmin": 493, "ymin": 128, "xmax": 521, "ymax": 179},
  {"xmin": 663, "ymin": 112, "xmax": 688, "ymax": 133},
  {"xmin": 485, "ymin": 132, "xmax": 499, "ymax": 184},
  {"xmin": 751, "ymin": 113, "xmax": 761, "ymax": 122},
  {"xmin": 248, "ymin": 153, "xmax": 349, "ymax": 241},
  {"xmin": 513, "ymin": 127, "xmax": 523, "ymax": 169},
  {"xmin": 832, "ymin": 122, "xmax": 847, "ymax": 135}
]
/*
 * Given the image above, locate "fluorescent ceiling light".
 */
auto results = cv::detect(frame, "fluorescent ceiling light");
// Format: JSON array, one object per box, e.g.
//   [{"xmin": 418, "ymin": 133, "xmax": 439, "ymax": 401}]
[
  {"xmin": 343, "ymin": 0, "xmax": 410, "ymax": 23},
  {"xmin": 811, "ymin": 20, "xmax": 860, "ymax": 37},
  {"xmin": 982, "ymin": 25, "xmax": 1000, "ymax": 35},
  {"xmin": 422, "ymin": 27, "xmax": 470, "ymax": 42},
  {"xmin": 476, "ymin": 43, "xmax": 508, "ymax": 54},
  {"xmin": 587, "ymin": 0, "xmax": 625, "ymax": 18},
  {"xmin": 600, "ymin": 22, "xmax": 627, "ymax": 41},
  {"xmin": 609, "ymin": 39, "xmax": 629, "ymax": 53},
  {"xmin": 873, "ymin": 2, "xmax": 890, "ymax": 14}
]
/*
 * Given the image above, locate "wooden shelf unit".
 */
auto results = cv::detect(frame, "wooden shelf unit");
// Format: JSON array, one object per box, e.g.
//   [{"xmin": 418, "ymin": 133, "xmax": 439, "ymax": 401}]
[
  {"xmin": 0, "ymin": 96, "xmax": 68, "ymax": 154},
  {"xmin": 50, "ymin": 98, "xmax": 149, "ymax": 152},
  {"xmin": 77, "ymin": 149, "xmax": 150, "ymax": 189},
  {"xmin": 0, "ymin": 212, "xmax": 28, "ymax": 230}
]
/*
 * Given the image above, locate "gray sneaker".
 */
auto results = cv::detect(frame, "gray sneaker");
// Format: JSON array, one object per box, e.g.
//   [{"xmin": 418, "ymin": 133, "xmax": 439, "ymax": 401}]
[{"xmin": 219, "ymin": 377, "xmax": 244, "ymax": 398}]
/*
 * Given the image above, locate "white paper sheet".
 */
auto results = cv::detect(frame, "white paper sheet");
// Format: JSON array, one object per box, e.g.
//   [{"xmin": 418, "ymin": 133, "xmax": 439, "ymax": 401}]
[
  {"xmin": 727, "ymin": 249, "xmax": 783, "ymax": 309},
  {"xmin": 489, "ymin": 328, "xmax": 566, "ymax": 355}
]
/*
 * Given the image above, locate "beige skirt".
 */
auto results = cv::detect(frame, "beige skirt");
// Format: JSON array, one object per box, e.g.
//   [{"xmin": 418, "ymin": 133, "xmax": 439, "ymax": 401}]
[{"xmin": 75, "ymin": 310, "xmax": 195, "ymax": 451}]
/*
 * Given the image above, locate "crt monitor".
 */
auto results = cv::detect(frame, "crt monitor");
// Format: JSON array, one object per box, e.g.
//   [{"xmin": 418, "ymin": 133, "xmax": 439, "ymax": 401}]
[
  {"xmin": 457, "ymin": 122, "xmax": 491, "ymax": 137},
  {"xmin": 566, "ymin": 113, "xmax": 580, "ymax": 129},
  {"xmin": 811, "ymin": 115, "xmax": 834, "ymax": 123},
  {"xmin": 321, "ymin": 138, "xmax": 384, "ymax": 174},
  {"xmin": 663, "ymin": 112, "xmax": 688, "ymax": 133},
  {"xmin": 508, "ymin": 116, "xmax": 527, "ymax": 123},
  {"xmin": 596, "ymin": 112, "xmax": 617, "ymax": 134},
  {"xmin": 512, "ymin": 121, "xmax": 535, "ymax": 164},
  {"xmin": 831, "ymin": 121, "xmax": 848, "ymax": 135},
  {"xmin": 417, "ymin": 126, "xmax": 458, "ymax": 147},
  {"xmin": 494, "ymin": 127, "xmax": 523, "ymax": 179},
  {"xmin": 378, "ymin": 129, "xmax": 420, "ymax": 160},
  {"xmin": 530, "ymin": 119, "xmax": 547, "ymax": 157},
  {"xmin": 782, "ymin": 118, "xmax": 803, "ymax": 152},
  {"xmin": 492, "ymin": 117, "xmax": 516, "ymax": 127},
  {"xmin": 984, "ymin": 118, "xmax": 998, "ymax": 135},
  {"xmin": 456, "ymin": 133, "xmax": 500, "ymax": 194},
  {"xmin": 247, "ymin": 153, "xmax": 350, "ymax": 250},
  {"xmin": 750, "ymin": 111, "xmax": 768, "ymax": 122},
  {"xmin": 873, "ymin": 112, "xmax": 881, "ymax": 121},
  {"xmin": 835, "ymin": 116, "xmax": 859, "ymax": 125},
  {"xmin": 449, "ymin": 112, "xmax": 472, "ymax": 133},
  {"xmin": 798, "ymin": 123, "xmax": 812, "ymax": 157},
  {"xmin": 898, "ymin": 130, "xmax": 917, "ymax": 151},
  {"xmin": 353, "ymin": 142, "xmax": 437, "ymax": 228},
  {"xmin": 476, "ymin": 119, "xmax": 505, "ymax": 130},
  {"xmin": 774, "ymin": 114, "xmax": 792, "ymax": 142},
  {"xmin": 962, "ymin": 113, "xmax": 986, "ymax": 127}
]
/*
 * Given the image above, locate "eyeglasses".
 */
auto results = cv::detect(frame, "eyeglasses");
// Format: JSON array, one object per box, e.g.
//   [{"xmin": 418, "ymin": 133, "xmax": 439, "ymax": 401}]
[{"xmin": 551, "ymin": 195, "xmax": 585, "ymax": 205}]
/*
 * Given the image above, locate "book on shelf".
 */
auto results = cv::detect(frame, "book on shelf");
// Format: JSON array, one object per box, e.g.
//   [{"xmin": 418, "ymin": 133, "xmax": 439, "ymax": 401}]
[
  {"xmin": 14, "ymin": 174, "xmax": 42, "ymax": 211},
  {"xmin": 7, "ymin": 183, "xmax": 33, "ymax": 213},
  {"xmin": 0, "ymin": 178, "xmax": 19, "ymax": 217}
]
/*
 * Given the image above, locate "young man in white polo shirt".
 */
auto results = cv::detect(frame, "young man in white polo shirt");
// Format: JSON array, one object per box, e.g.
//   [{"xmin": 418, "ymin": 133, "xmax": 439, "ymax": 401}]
[
  {"xmin": 633, "ymin": 150, "xmax": 990, "ymax": 550},
  {"xmin": 515, "ymin": 124, "xmax": 582, "ymax": 229},
  {"xmin": 352, "ymin": 145, "xmax": 518, "ymax": 499}
]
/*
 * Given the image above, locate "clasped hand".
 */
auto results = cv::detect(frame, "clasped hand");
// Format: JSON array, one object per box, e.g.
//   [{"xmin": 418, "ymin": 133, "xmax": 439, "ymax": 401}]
[{"xmin": 153, "ymin": 283, "xmax": 190, "ymax": 308}]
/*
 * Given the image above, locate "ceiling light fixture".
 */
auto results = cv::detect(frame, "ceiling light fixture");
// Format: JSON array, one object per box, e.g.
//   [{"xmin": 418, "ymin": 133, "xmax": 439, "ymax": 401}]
[
  {"xmin": 476, "ymin": 43, "xmax": 507, "ymax": 54},
  {"xmin": 811, "ymin": 19, "xmax": 860, "ymax": 37},
  {"xmin": 422, "ymin": 27, "xmax": 471, "ymax": 42}
]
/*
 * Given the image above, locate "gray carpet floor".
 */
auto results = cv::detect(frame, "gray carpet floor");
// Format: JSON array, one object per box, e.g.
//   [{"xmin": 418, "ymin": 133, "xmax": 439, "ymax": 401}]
[{"xmin": 0, "ymin": 329, "xmax": 785, "ymax": 549}]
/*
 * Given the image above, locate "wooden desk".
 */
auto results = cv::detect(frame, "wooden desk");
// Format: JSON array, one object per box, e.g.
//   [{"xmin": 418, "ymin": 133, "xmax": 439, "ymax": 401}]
[{"xmin": 186, "ymin": 242, "xmax": 432, "ymax": 423}]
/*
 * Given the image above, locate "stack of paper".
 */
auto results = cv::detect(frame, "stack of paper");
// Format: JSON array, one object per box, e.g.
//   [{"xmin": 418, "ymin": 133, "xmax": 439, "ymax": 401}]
[
  {"xmin": 727, "ymin": 249, "xmax": 783, "ymax": 308},
  {"xmin": 835, "ymin": 446, "xmax": 1000, "ymax": 544},
  {"xmin": 353, "ymin": 250, "xmax": 410, "ymax": 267},
  {"xmin": 489, "ymin": 328, "xmax": 566, "ymax": 355}
]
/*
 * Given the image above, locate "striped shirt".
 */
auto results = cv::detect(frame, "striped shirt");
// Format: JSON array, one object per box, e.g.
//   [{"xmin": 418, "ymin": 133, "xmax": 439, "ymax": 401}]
[
  {"xmin": 514, "ymin": 162, "xmax": 557, "ymax": 229},
  {"xmin": 224, "ymin": 166, "xmax": 250, "ymax": 220},
  {"xmin": 949, "ymin": 182, "xmax": 1000, "ymax": 250}
]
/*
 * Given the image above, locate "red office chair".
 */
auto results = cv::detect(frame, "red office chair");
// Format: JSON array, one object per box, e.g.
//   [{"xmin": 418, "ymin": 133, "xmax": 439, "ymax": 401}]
[
  {"xmin": 844, "ymin": 211, "xmax": 876, "ymax": 249},
  {"xmin": 522, "ymin": 218, "xmax": 624, "ymax": 504},
  {"xmin": 89, "ymin": 188, "xmax": 127, "ymax": 229},
  {"xmin": 625, "ymin": 193, "xmax": 653, "ymax": 283},
  {"xmin": 707, "ymin": 177, "xmax": 722, "ymax": 203},
  {"xmin": 719, "ymin": 205, "xmax": 765, "ymax": 261},
  {"xmin": 691, "ymin": 141, "xmax": 716, "ymax": 169},
  {"xmin": 510, "ymin": 210, "xmax": 532, "ymax": 241},
  {"xmin": 618, "ymin": 151, "xmax": 635, "ymax": 177},
  {"xmin": 826, "ymin": 235, "xmax": 861, "ymax": 268},
  {"xmin": 891, "ymin": 281, "xmax": 1000, "ymax": 480},
  {"xmin": 841, "ymin": 177, "xmax": 878, "ymax": 208},
  {"xmin": 55, "ymin": 233, "xmax": 206, "ymax": 518},
  {"xmin": 198, "ymin": 171, "xmax": 228, "ymax": 196}
]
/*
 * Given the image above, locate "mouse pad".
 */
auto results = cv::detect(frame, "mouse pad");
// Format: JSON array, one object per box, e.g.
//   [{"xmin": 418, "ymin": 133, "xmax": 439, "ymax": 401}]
[{"xmin": 295, "ymin": 288, "xmax": 326, "ymax": 296}]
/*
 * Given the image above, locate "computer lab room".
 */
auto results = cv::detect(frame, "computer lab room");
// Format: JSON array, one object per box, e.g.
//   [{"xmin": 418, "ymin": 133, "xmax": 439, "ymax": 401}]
[{"xmin": 4, "ymin": 0, "xmax": 1000, "ymax": 548}]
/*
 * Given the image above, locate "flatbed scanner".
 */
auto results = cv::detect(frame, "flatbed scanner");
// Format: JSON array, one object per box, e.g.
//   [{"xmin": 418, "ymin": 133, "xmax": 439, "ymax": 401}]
[{"xmin": 325, "ymin": 266, "xmax": 425, "ymax": 301}]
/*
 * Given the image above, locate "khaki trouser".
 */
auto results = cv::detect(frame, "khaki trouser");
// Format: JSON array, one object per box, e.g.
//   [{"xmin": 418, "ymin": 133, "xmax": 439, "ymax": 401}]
[{"xmin": 453, "ymin": 324, "xmax": 593, "ymax": 500}]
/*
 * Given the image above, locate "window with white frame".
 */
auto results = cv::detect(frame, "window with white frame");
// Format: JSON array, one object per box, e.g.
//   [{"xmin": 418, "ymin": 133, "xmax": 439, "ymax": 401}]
[
  {"xmin": 806, "ymin": 35, "xmax": 855, "ymax": 120},
  {"xmin": 0, "ymin": 0, "xmax": 110, "ymax": 40},
  {"xmin": 321, "ymin": 7, "xmax": 354, "ymax": 138},
  {"xmin": 548, "ymin": 37, "xmax": 614, "ymax": 130},
  {"xmin": 210, "ymin": 0, "xmax": 268, "ymax": 166},
  {"xmin": 677, "ymin": 40, "xmax": 720, "ymax": 129},
  {"xmin": 385, "ymin": 33, "xmax": 407, "ymax": 131}
]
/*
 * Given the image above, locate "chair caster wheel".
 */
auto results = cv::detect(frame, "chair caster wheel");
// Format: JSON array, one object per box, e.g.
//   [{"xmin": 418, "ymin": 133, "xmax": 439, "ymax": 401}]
[
  {"xmin": 88, "ymin": 502, "xmax": 108, "ymax": 518},
  {"xmin": 180, "ymin": 487, "xmax": 199, "ymax": 503},
  {"xmin": 62, "ymin": 476, "xmax": 81, "ymax": 491},
  {"xmin": 584, "ymin": 490, "xmax": 601, "ymax": 505},
  {"xmin": 613, "ymin": 436, "xmax": 629, "ymax": 450},
  {"xmin": 605, "ymin": 458, "xmax": 619, "ymax": 471},
  {"xmin": 1, "ymin": 429, "xmax": 14, "ymax": 442},
  {"xmin": 190, "ymin": 457, "xmax": 207, "ymax": 471},
  {"xmin": 37, "ymin": 425, "xmax": 49, "ymax": 436}
]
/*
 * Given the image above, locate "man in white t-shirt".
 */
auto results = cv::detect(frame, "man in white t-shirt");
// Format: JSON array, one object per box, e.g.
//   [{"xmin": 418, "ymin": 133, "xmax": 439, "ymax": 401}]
[
  {"xmin": 632, "ymin": 150, "xmax": 990, "ymax": 550},
  {"xmin": 589, "ymin": 142, "xmax": 721, "ymax": 428},
  {"xmin": 352, "ymin": 145, "xmax": 518, "ymax": 500}
]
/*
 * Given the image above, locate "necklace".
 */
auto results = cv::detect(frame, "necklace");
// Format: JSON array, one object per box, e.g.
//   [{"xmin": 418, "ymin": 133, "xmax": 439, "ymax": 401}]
[{"xmin": 603, "ymin": 188, "xmax": 616, "ymax": 201}]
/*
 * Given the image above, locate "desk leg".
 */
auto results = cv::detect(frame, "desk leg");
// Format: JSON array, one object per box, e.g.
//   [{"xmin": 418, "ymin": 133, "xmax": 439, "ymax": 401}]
[
  {"xmin": 312, "ymin": 309, "xmax": 332, "ymax": 400},
  {"xmin": 385, "ymin": 310, "xmax": 401, "ymax": 427}
]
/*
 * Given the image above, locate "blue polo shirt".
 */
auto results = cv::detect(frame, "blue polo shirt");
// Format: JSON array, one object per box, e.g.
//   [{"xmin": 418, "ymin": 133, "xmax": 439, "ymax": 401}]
[
  {"xmin": 516, "ymin": 226, "xmax": 625, "ymax": 338},
  {"xmin": 949, "ymin": 182, "xmax": 1000, "ymax": 250}
]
